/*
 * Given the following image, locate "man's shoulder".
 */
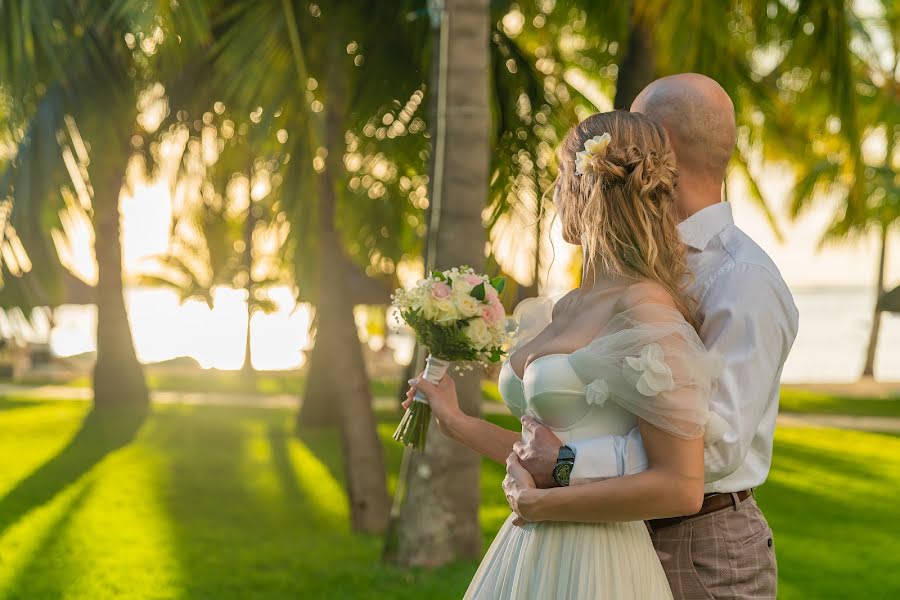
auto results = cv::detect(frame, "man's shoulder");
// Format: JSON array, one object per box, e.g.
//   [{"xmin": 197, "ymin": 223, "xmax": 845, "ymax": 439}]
[
  {"xmin": 714, "ymin": 224, "xmax": 789, "ymax": 289},
  {"xmin": 704, "ymin": 224, "xmax": 799, "ymax": 329}
]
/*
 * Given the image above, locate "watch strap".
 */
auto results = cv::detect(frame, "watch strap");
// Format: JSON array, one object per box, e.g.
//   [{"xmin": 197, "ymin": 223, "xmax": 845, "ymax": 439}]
[{"xmin": 557, "ymin": 444, "xmax": 575, "ymax": 461}]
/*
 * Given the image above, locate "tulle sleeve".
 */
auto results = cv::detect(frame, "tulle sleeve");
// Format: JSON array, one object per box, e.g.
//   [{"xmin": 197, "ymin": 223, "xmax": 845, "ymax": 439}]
[
  {"xmin": 567, "ymin": 301, "xmax": 726, "ymax": 440},
  {"xmin": 507, "ymin": 292, "xmax": 566, "ymax": 354}
]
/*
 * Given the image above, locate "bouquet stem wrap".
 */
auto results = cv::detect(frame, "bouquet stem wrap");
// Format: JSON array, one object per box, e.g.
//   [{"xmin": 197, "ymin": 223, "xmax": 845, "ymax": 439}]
[{"xmin": 393, "ymin": 354, "xmax": 450, "ymax": 449}]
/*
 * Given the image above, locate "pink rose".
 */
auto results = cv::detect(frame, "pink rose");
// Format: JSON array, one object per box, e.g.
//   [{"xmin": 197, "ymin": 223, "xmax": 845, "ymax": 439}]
[
  {"xmin": 482, "ymin": 299, "xmax": 505, "ymax": 325},
  {"xmin": 431, "ymin": 281, "xmax": 452, "ymax": 299},
  {"xmin": 485, "ymin": 285, "xmax": 498, "ymax": 300},
  {"xmin": 464, "ymin": 273, "xmax": 484, "ymax": 286}
]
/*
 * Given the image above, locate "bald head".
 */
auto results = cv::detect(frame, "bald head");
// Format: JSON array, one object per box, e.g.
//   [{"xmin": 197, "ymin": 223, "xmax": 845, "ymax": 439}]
[{"xmin": 630, "ymin": 73, "xmax": 736, "ymax": 184}]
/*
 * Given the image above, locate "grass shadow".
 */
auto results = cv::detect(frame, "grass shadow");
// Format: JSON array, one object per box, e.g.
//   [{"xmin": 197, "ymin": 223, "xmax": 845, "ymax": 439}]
[
  {"xmin": 147, "ymin": 404, "xmax": 293, "ymax": 598},
  {"xmin": 0, "ymin": 397, "xmax": 54, "ymax": 412},
  {"xmin": 0, "ymin": 404, "xmax": 146, "ymax": 536},
  {"xmin": 265, "ymin": 423, "xmax": 344, "ymax": 529},
  {"xmin": 1, "ymin": 480, "xmax": 95, "ymax": 600}
]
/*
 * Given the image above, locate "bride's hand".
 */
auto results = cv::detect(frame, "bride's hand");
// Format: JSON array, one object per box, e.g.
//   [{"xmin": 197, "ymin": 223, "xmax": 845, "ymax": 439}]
[
  {"xmin": 504, "ymin": 452, "xmax": 544, "ymax": 526},
  {"xmin": 402, "ymin": 370, "xmax": 464, "ymax": 434}
]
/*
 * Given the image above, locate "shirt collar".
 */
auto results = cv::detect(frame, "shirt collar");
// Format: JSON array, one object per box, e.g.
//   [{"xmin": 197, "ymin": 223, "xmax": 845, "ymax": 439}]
[{"xmin": 677, "ymin": 201, "xmax": 734, "ymax": 251}]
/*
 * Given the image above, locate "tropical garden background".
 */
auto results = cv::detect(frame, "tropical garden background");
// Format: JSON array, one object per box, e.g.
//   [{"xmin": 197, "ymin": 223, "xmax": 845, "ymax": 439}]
[{"xmin": 0, "ymin": 1, "xmax": 898, "ymax": 598}]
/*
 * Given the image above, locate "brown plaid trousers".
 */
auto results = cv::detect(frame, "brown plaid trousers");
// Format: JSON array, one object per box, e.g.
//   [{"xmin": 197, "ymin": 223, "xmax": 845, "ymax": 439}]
[{"xmin": 647, "ymin": 493, "xmax": 777, "ymax": 599}]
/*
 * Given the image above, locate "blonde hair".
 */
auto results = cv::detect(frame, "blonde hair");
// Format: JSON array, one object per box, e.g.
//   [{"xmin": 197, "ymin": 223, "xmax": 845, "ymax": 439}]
[{"xmin": 554, "ymin": 110, "xmax": 699, "ymax": 328}]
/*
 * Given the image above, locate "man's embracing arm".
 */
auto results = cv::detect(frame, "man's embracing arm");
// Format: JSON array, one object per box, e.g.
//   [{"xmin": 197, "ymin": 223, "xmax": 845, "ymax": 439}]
[
  {"xmin": 514, "ymin": 417, "xmax": 644, "ymax": 488},
  {"xmin": 698, "ymin": 262, "xmax": 798, "ymax": 483}
]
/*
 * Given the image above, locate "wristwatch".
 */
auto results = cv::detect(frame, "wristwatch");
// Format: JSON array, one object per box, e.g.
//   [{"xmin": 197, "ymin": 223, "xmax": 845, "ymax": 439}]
[{"xmin": 552, "ymin": 445, "xmax": 575, "ymax": 487}]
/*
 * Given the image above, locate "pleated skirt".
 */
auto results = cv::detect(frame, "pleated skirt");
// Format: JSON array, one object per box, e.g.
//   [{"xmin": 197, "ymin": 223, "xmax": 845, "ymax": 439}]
[{"xmin": 463, "ymin": 513, "xmax": 673, "ymax": 599}]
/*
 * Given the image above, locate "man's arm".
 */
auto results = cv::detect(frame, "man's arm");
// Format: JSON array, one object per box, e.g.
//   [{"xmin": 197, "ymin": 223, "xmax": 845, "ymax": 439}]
[
  {"xmin": 508, "ymin": 417, "xmax": 706, "ymax": 524},
  {"xmin": 700, "ymin": 262, "xmax": 798, "ymax": 482},
  {"xmin": 514, "ymin": 417, "xmax": 642, "ymax": 488}
]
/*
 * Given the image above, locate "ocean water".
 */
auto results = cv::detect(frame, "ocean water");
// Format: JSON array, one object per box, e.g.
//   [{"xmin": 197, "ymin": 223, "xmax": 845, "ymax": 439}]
[
  {"xmin": 784, "ymin": 287, "xmax": 899, "ymax": 383},
  {"xmin": 16, "ymin": 286, "xmax": 900, "ymax": 383}
]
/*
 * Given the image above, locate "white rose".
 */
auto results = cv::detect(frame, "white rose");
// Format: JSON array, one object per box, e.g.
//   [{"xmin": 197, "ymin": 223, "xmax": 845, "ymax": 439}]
[
  {"xmin": 464, "ymin": 317, "xmax": 493, "ymax": 350},
  {"xmin": 451, "ymin": 276, "xmax": 474, "ymax": 295},
  {"xmin": 453, "ymin": 293, "xmax": 482, "ymax": 318},
  {"xmin": 420, "ymin": 295, "xmax": 438, "ymax": 320},
  {"xmin": 433, "ymin": 297, "xmax": 457, "ymax": 324}
]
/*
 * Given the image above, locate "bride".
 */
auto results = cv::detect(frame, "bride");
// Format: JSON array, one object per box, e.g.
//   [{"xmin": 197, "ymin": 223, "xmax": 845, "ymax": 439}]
[{"xmin": 405, "ymin": 109, "xmax": 723, "ymax": 599}]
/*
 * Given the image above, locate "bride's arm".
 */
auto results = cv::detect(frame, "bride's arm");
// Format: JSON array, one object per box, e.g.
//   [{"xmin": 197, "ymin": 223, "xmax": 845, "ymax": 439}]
[
  {"xmin": 442, "ymin": 412, "xmax": 522, "ymax": 466},
  {"xmin": 509, "ymin": 417, "xmax": 705, "ymax": 523},
  {"xmin": 405, "ymin": 373, "xmax": 520, "ymax": 466}
]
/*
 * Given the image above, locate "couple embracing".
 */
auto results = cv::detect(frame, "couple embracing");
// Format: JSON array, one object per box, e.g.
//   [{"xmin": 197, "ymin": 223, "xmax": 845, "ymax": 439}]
[{"xmin": 406, "ymin": 73, "xmax": 799, "ymax": 599}]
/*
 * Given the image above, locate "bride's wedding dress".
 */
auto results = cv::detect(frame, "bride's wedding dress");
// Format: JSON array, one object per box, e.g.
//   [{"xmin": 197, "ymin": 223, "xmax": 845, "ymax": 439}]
[{"xmin": 464, "ymin": 294, "xmax": 722, "ymax": 599}]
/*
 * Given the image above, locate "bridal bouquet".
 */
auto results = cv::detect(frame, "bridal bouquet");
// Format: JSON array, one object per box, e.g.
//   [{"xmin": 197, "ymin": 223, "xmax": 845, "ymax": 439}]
[{"xmin": 391, "ymin": 265, "xmax": 515, "ymax": 449}]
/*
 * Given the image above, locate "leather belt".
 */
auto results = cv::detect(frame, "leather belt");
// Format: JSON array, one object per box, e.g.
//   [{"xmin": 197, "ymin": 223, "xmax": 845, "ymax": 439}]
[{"xmin": 647, "ymin": 489, "xmax": 753, "ymax": 531}]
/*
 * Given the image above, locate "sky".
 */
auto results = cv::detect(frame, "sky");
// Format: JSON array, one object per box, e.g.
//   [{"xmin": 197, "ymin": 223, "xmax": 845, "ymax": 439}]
[
  {"xmin": 726, "ymin": 162, "xmax": 898, "ymax": 290},
  {"xmin": 110, "ymin": 165, "xmax": 899, "ymax": 293}
]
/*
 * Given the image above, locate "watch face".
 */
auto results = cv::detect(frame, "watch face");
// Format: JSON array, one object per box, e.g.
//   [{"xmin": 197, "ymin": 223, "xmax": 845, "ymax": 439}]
[{"xmin": 553, "ymin": 460, "xmax": 573, "ymax": 486}]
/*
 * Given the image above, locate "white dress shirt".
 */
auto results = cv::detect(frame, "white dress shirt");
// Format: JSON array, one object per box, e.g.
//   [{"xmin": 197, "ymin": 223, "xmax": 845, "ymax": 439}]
[{"xmin": 568, "ymin": 201, "xmax": 799, "ymax": 493}]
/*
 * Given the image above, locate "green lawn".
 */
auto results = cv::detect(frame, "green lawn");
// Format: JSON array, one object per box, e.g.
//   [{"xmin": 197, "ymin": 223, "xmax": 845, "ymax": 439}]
[
  {"xmin": 1, "ymin": 371, "xmax": 402, "ymax": 398},
  {"xmin": 485, "ymin": 381, "xmax": 900, "ymax": 418},
  {"xmin": 1, "ymin": 397, "xmax": 898, "ymax": 599},
  {"xmin": 778, "ymin": 388, "xmax": 900, "ymax": 417},
  {"xmin": 10, "ymin": 372, "xmax": 898, "ymax": 420}
]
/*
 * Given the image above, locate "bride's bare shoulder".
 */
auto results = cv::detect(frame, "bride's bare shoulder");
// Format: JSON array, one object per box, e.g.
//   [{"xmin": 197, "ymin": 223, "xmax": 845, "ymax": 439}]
[
  {"xmin": 551, "ymin": 289, "xmax": 578, "ymax": 319},
  {"xmin": 617, "ymin": 280, "xmax": 678, "ymax": 312}
]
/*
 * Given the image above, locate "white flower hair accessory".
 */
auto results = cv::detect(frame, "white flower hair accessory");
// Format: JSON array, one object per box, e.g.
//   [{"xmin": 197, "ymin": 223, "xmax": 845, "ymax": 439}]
[{"xmin": 574, "ymin": 132, "xmax": 612, "ymax": 176}]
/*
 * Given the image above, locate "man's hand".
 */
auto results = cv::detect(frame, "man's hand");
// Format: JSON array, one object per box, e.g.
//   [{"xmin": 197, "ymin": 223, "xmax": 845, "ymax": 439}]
[{"xmin": 513, "ymin": 415, "xmax": 564, "ymax": 489}]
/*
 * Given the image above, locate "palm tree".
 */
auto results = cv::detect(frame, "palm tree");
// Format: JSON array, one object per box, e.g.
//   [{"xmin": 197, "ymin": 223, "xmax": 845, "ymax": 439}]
[
  {"xmin": 159, "ymin": 0, "xmax": 436, "ymax": 533},
  {"xmin": 748, "ymin": 0, "xmax": 898, "ymax": 377},
  {"xmin": 382, "ymin": 0, "xmax": 492, "ymax": 567},
  {"xmin": 0, "ymin": 1, "xmax": 209, "ymax": 410},
  {"xmin": 138, "ymin": 109, "xmax": 289, "ymax": 373}
]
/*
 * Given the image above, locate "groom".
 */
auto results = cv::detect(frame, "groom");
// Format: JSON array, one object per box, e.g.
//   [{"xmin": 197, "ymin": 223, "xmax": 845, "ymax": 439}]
[{"xmin": 509, "ymin": 73, "xmax": 799, "ymax": 599}]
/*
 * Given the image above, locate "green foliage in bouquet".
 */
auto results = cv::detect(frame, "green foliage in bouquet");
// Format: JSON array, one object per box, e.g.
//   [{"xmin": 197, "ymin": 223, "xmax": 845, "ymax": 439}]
[{"xmin": 399, "ymin": 308, "xmax": 502, "ymax": 363}]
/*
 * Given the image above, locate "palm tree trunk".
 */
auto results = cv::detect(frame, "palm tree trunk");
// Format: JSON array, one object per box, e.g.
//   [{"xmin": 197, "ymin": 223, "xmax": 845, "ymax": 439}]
[
  {"xmin": 91, "ymin": 157, "xmax": 149, "ymax": 411},
  {"xmin": 613, "ymin": 10, "xmax": 656, "ymax": 109},
  {"xmin": 296, "ymin": 131, "xmax": 342, "ymax": 424},
  {"xmin": 242, "ymin": 178, "xmax": 257, "ymax": 375},
  {"xmin": 862, "ymin": 224, "xmax": 887, "ymax": 378},
  {"xmin": 384, "ymin": 0, "xmax": 490, "ymax": 567},
  {"xmin": 296, "ymin": 37, "xmax": 390, "ymax": 532},
  {"xmin": 310, "ymin": 233, "xmax": 391, "ymax": 533}
]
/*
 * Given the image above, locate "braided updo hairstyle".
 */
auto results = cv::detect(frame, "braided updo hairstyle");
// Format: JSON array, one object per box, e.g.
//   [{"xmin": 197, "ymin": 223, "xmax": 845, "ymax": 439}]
[{"xmin": 554, "ymin": 109, "xmax": 699, "ymax": 328}]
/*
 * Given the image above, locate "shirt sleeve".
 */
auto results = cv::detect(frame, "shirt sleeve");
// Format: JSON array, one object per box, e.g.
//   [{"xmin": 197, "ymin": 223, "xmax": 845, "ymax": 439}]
[
  {"xmin": 700, "ymin": 262, "xmax": 799, "ymax": 482},
  {"xmin": 568, "ymin": 427, "xmax": 648, "ymax": 483}
]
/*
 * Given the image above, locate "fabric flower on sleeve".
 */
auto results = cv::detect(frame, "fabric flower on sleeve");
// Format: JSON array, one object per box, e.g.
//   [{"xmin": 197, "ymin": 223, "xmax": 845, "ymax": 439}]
[
  {"xmin": 625, "ymin": 343, "xmax": 675, "ymax": 396},
  {"xmin": 584, "ymin": 379, "xmax": 610, "ymax": 407},
  {"xmin": 703, "ymin": 410, "xmax": 730, "ymax": 445}
]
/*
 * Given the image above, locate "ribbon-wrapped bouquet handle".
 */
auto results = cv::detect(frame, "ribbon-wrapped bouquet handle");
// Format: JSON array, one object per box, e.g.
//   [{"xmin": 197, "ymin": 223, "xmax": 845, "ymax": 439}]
[{"xmin": 390, "ymin": 265, "xmax": 515, "ymax": 449}]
